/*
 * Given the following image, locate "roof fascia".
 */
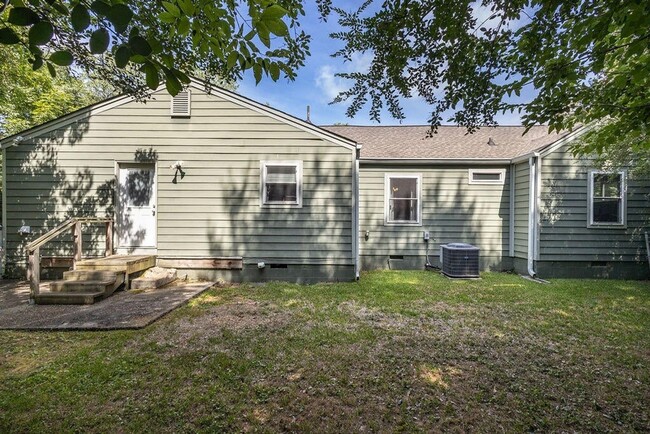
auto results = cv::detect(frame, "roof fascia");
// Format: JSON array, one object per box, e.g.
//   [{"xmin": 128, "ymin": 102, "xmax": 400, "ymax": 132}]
[{"xmin": 359, "ymin": 158, "xmax": 512, "ymax": 165}]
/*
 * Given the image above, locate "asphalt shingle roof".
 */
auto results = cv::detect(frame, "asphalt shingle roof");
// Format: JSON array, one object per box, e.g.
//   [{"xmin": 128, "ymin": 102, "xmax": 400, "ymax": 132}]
[{"xmin": 322, "ymin": 125, "xmax": 568, "ymax": 160}]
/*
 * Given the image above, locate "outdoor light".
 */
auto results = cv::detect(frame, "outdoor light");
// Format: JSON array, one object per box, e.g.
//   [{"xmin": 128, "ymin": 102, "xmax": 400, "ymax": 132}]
[{"xmin": 169, "ymin": 160, "xmax": 184, "ymax": 170}]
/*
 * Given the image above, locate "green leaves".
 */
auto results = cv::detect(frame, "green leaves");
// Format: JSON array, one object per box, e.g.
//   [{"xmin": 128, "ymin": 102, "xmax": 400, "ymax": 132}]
[
  {"xmin": 128, "ymin": 35, "xmax": 152, "ymax": 56},
  {"xmin": 0, "ymin": 28, "xmax": 21, "ymax": 45},
  {"xmin": 8, "ymin": 7, "xmax": 40, "ymax": 26},
  {"xmin": 142, "ymin": 61, "xmax": 159, "ymax": 90},
  {"xmin": 90, "ymin": 1, "xmax": 111, "ymax": 17},
  {"xmin": 89, "ymin": 28, "xmax": 110, "ymax": 54},
  {"xmin": 107, "ymin": 4, "xmax": 134, "ymax": 34},
  {"xmin": 28, "ymin": 21, "xmax": 53, "ymax": 46},
  {"xmin": 162, "ymin": 1, "xmax": 181, "ymax": 18},
  {"xmin": 0, "ymin": 0, "xmax": 308, "ymax": 104},
  {"xmin": 261, "ymin": 4, "xmax": 288, "ymax": 21},
  {"xmin": 70, "ymin": 4, "xmax": 91, "ymax": 32},
  {"xmin": 115, "ymin": 45, "xmax": 131, "ymax": 68},
  {"xmin": 50, "ymin": 50, "xmax": 74, "ymax": 66}
]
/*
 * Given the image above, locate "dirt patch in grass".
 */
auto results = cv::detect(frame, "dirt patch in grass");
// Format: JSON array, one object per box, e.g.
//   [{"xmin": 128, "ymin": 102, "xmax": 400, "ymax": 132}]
[
  {"xmin": 142, "ymin": 298, "xmax": 292, "ymax": 354},
  {"xmin": 1, "ymin": 271, "xmax": 649, "ymax": 433}
]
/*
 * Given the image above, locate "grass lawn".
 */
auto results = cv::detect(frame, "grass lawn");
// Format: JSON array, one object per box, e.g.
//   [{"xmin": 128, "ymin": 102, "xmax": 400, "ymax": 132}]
[{"xmin": 1, "ymin": 271, "xmax": 649, "ymax": 433}]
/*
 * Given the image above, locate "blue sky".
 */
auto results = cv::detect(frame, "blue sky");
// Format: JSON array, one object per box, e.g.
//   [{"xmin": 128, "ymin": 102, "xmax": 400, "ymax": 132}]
[{"xmin": 236, "ymin": 2, "xmax": 534, "ymax": 126}]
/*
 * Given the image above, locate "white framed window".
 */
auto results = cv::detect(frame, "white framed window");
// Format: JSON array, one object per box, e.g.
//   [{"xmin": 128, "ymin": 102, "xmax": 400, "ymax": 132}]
[
  {"xmin": 588, "ymin": 169, "xmax": 627, "ymax": 227},
  {"xmin": 260, "ymin": 161, "xmax": 302, "ymax": 207},
  {"xmin": 384, "ymin": 173, "xmax": 422, "ymax": 225},
  {"xmin": 468, "ymin": 168, "xmax": 506, "ymax": 185},
  {"xmin": 171, "ymin": 89, "xmax": 191, "ymax": 117}
]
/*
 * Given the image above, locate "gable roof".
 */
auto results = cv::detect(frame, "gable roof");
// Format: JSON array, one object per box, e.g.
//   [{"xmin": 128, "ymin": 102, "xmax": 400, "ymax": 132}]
[
  {"xmin": 1, "ymin": 78, "xmax": 357, "ymax": 151},
  {"xmin": 322, "ymin": 125, "xmax": 569, "ymax": 161}
]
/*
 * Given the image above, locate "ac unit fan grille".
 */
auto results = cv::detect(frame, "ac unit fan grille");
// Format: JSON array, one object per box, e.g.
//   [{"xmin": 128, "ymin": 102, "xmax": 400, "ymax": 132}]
[{"xmin": 440, "ymin": 243, "xmax": 480, "ymax": 278}]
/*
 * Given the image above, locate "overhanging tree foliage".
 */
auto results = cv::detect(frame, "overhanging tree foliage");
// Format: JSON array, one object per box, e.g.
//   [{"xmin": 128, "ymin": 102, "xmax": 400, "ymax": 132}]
[
  {"xmin": 0, "ymin": 0, "xmax": 310, "ymax": 97},
  {"xmin": 324, "ymin": 0, "xmax": 649, "ymax": 157},
  {"xmin": 0, "ymin": 0, "xmax": 647, "ymax": 160}
]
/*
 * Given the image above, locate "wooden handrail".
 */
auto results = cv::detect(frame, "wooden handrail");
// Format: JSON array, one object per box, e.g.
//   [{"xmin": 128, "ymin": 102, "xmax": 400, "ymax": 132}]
[
  {"xmin": 26, "ymin": 217, "xmax": 112, "ymax": 252},
  {"xmin": 26, "ymin": 217, "xmax": 114, "ymax": 303}
]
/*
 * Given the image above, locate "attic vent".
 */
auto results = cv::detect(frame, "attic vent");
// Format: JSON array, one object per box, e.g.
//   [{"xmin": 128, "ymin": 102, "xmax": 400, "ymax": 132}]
[{"xmin": 171, "ymin": 90, "xmax": 191, "ymax": 117}]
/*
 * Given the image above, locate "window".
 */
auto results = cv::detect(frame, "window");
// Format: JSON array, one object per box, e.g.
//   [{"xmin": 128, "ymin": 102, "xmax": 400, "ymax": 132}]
[
  {"xmin": 171, "ymin": 90, "xmax": 191, "ymax": 117},
  {"xmin": 588, "ymin": 170, "xmax": 626, "ymax": 227},
  {"xmin": 261, "ymin": 161, "xmax": 302, "ymax": 207},
  {"xmin": 468, "ymin": 168, "xmax": 505, "ymax": 184},
  {"xmin": 385, "ymin": 174, "xmax": 421, "ymax": 225}
]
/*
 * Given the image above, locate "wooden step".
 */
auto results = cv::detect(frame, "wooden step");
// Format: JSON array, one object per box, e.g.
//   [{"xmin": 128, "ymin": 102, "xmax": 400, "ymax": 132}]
[
  {"xmin": 50, "ymin": 280, "xmax": 117, "ymax": 293},
  {"xmin": 63, "ymin": 270, "xmax": 120, "ymax": 281},
  {"xmin": 34, "ymin": 291, "xmax": 104, "ymax": 305}
]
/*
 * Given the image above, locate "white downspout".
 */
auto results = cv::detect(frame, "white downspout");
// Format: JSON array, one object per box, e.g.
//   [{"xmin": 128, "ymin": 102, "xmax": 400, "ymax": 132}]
[
  {"xmin": 353, "ymin": 145, "xmax": 361, "ymax": 280},
  {"xmin": 1, "ymin": 147, "xmax": 6, "ymax": 276},
  {"xmin": 508, "ymin": 164, "xmax": 515, "ymax": 257},
  {"xmin": 527, "ymin": 154, "xmax": 539, "ymax": 277}
]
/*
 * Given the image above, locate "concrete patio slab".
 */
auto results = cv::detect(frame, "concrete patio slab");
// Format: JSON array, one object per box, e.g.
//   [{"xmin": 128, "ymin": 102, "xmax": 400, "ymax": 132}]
[{"xmin": 0, "ymin": 279, "xmax": 214, "ymax": 331}]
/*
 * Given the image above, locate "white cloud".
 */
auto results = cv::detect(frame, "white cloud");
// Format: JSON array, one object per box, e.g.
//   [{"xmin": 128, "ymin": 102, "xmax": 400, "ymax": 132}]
[
  {"xmin": 315, "ymin": 65, "xmax": 347, "ymax": 100},
  {"xmin": 315, "ymin": 52, "xmax": 374, "ymax": 101}
]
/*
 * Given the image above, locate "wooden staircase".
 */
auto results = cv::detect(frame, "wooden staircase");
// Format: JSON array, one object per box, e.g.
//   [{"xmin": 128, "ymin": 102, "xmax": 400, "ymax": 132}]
[
  {"xmin": 25, "ymin": 217, "xmax": 156, "ymax": 305},
  {"xmin": 35, "ymin": 270, "xmax": 126, "ymax": 305}
]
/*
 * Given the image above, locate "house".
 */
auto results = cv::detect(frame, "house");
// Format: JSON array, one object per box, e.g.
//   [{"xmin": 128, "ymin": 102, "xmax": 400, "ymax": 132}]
[
  {"xmin": 1, "ymin": 80, "xmax": 649, "ymax": 282},
  {"xmin": 325, "ymin": 125, "xmax": 650, "ymax": 279}
]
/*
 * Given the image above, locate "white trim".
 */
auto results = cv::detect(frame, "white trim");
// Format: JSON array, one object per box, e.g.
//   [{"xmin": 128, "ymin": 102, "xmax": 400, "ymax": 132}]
[
  {"xmin": 538, "ymin": 124, "xmax": 595, "ymax": 158},
  {"xmin": 115, "ymin": 161, "xmax": 158, "ymax": 250},
  {"xmin": 352, "ymin": 151, "xmax": 360, "ymax": 279},
  {"xmin": 587, "ymin": 169, "xmax": 627, "ymax": 228},
  {"xmin": 508, "ymin": 164, "xmax": 515, "ymax": 257},
  {"xmin": 361, "ymin": 158, "xmax": 512, "ymax": 165},
  {"xmin": 170, "ymin": 88, "xmax": 191, "ymax": 117},
  {"xmin": 2, "ymin": 147, "xmax": 6, "ymax": 273},
  {"xmin": 468, "ymin": 168, "xmax": 506, "ymax": 185},
  {"xmin": 384, "ymin": 173, "xmax": 422, "ymax": 226},
  {"xmin": 535, "ymin": 156, "xmax": 542, "ymax": 260},
  {"xmin": 527, "ymin": 155, "xmax": 538, "ymax": 277},
  {"xmin": 510, "ymin": 124, "xmax": 594, "ymax": 164},
  {"xmin": 260, "ymin": 160, "xmax": 303, "ymax": 208}
]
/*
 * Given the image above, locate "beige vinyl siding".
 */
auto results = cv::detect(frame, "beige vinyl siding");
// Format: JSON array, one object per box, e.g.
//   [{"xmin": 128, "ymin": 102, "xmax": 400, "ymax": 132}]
[
  {"xmin": 359, "ymin": 165, "xmax": 510, "ymax": 266},
  {"xmin": 513, "ymin": 161, "xmax": 530, "ymax": 259},
  {"xmin": 4, "ymin": 87, "xmax": 354, "ymax": 271},
  {"xmin": 539, "ymin": 144, "xmax": 650, "ymax": 261}
]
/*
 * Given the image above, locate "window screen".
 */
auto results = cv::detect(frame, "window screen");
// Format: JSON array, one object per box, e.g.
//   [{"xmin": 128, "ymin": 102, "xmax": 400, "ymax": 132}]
[
  {"xmin": 387, "ymin": 176, "xmax": 420, "ymax": 224},
  {"xmin": 262, "ymin": 162, "xmax": 301, "ymax": 206},
  {"xmin": 591, "ymin": 172, "xmax": 624, "ymax": 224}
]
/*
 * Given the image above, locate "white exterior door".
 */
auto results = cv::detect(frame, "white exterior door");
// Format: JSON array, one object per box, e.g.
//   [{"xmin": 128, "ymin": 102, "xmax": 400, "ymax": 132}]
[{"xmin": 117, "ymin": 163, "xmax": 157, "ymax": 249}]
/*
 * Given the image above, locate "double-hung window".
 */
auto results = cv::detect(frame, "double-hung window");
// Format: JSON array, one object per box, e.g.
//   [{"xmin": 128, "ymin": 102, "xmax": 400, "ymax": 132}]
[
  {"xmin": 261, "ymin": 161, "xmax": 302, "ymax": 207},
  {"xmin": 588, "ymin": 169, "xmax": 626, "ymax": 227},
  {"xmin": 385, "ymin": 174, "xmax": 421, "ymax": 225}
]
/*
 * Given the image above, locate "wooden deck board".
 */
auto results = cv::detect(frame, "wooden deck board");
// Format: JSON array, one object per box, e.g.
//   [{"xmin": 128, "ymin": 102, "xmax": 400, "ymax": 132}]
[{"xmin": 76, "ymin": 255, "xmax": 156, "ymax": 274}]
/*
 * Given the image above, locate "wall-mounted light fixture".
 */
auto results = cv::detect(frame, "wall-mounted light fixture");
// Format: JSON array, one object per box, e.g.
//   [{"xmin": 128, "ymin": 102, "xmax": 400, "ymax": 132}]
[
  {"xmin": 169, "ymin": 160, "xmax": 184, "ymax": 170},
  {"xmin": 171, "ymin": 160, "xmax": 186, "ymax": 184}
]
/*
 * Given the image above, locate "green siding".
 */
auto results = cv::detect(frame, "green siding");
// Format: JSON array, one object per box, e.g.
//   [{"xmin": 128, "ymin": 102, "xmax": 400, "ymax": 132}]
[
  {"xmin": 539, "ymin": 144, "xmax": 650, "ymax": 262},
  {"xmin": 4, "ymin": 87, "xmax": 354, "ymax": 274},
  {"xmin": 359, "ymin": 165, "xmax": 511, "ymax": 269},
  {"xmin": 513, "ymin": 161, "xmax": 529, "ymax": 259}
]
